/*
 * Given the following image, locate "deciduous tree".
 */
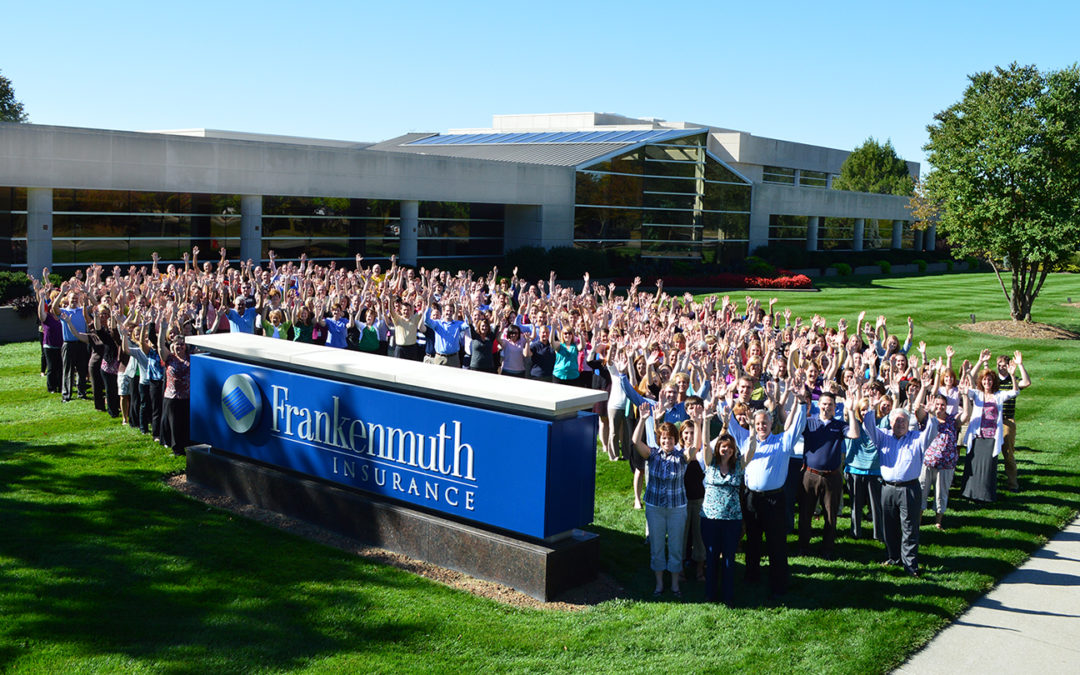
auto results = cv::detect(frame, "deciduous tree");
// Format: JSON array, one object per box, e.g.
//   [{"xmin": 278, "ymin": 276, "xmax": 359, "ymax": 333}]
[
  {"xmin": 832, "ymin": 138, "xmax": 914, "ymax": 195},
  {"xmin": 0, "ymin": 70, "xmax": 28, "ymax": 123},
  {"xmin": 924, "ymin": 62, "xmax": 1080, "ymax": 321}
]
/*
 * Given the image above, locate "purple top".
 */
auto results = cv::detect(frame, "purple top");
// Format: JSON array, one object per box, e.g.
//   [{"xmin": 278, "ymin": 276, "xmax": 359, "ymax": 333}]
[
  {"xmin": 978, "ymin": 400, "xmax": 999, "ymax": 439},
  {"xmin": 42, "ymin": 312, "xmax": 63, "ymax": 348}
]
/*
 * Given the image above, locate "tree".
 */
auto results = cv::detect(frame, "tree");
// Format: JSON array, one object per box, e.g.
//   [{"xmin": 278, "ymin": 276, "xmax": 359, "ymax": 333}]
[
  {"xmin": 0, "ymin": 69, "xmax": 28, "ymax": 123},
  {"xmin": 906, "ymin": 177, "xmax": 940, "ymax": 227},
  {"xmin": 923, "ymin": 62, "xmax": 1080, "ymax": 322},
  {"xmin": 831, "ymin": 138, "xmax": 914, "ymax": 195}
]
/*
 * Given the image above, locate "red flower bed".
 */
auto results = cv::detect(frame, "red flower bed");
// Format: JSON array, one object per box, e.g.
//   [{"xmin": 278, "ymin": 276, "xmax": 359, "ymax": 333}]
[{"xmin": 613, "ymin": 273, "xmax": 813, "ymax": 290}]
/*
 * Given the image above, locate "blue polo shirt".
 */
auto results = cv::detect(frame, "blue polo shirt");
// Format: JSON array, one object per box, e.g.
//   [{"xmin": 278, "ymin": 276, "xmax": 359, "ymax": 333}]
[
  {"xmin": 60, "ymin": 307, "xmax": 87, "ymax": 342},
  {"xmin": 323, "ymin": 317, "xmax": 350, "ymax": 349},
  {"xmin": 227, "ymin": 307, "xmax": 257, "ymax": 334}
]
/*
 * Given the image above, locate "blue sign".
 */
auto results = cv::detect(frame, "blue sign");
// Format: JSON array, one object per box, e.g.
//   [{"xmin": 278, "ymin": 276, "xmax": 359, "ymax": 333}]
[{"xmin": 189, "ymin": 355, "xmax": 597, "ymax": 539}]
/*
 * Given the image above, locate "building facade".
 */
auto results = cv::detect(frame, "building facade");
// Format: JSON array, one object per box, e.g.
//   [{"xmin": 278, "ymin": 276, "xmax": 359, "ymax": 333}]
[{"xmin": 0, "ymin": 113, "xmax": 928, "ymax": 274}]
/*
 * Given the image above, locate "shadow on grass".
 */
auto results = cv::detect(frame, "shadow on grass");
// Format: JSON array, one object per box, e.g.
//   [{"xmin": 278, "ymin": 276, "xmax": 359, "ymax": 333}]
[
  {"xmin": 591, "ymin": 516, "xmax": 987, "ymax": 616},
  {"xmin": 0, "ymin": 438, "xmax": 433, "ymax": 674},
  {"xmin": 813, "ymin": 277, "xmax": 903, "ymax": 290}
]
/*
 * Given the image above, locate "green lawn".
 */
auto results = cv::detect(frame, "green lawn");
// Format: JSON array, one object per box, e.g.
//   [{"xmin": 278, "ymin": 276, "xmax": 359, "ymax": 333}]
[{"xmin": 2, "ymin": 272, "xmax": 1079, "ymax": 674}]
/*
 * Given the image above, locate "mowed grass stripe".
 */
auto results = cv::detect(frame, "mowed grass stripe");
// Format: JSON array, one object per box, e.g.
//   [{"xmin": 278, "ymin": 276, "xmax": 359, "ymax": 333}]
[{"xmin": 1, "ymin": 273, "xmax": 1079, "ymax": 674}]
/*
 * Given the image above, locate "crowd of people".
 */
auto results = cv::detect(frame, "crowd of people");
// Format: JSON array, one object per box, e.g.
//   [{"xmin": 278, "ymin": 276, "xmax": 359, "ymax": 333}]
[{"xmin": 29, "ymin": 246, "xmax": 1033, "ymax": 605}]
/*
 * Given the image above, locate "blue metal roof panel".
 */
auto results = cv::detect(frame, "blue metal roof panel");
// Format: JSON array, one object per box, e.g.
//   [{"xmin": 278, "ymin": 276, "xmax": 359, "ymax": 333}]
[{"xmin": 402, "ymin": 128, "xmax": 702, "ymax": 146}]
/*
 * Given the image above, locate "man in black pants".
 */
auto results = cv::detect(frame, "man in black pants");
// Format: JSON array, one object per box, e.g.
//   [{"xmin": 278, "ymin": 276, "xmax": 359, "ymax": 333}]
[
  {"xmin": 799, "ymin": 390, "xmax": 860, "ymax": 559},
  {"xmin": 728, "ymin": 393, "xmax": 808, "ymax": 597},
  {"xmin": 54, "ymin": 289, "xmax": 90, "ymax": 401}
]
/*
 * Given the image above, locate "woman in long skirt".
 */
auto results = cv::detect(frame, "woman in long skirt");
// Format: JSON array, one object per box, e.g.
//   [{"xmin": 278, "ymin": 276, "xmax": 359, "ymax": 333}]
[{"xmin": 961, "ymin": 353, "xmax": 1029, "ymax": 502}]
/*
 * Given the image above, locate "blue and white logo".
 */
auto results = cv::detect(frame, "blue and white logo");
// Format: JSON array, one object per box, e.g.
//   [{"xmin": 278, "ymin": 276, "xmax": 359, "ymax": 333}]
[{"xmin": 221, "ymin": 373, "xmax": 262, "ymax": 433}]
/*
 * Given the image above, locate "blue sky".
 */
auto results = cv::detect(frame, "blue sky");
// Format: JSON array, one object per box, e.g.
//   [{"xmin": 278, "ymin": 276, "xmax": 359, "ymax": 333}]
[{"xmin": 2, "ymin": 0, "xmax": 1076, "ymax": 170}]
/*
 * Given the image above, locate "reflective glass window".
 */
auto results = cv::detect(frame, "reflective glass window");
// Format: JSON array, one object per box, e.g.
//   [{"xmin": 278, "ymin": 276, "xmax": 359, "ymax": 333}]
[
  {"xmin": 762, "ymin": 166, "xmax": 796, "ymax": 185},
  {"xmin": 703, "ymin": 212, "xmax": 750, "ymax": 240},
  {"xmin": 576, "ymin": 172, "xmax": 644, "ymax": 208},
  {"xmin": 702, "ymin": 181, "xmax": 751, "ymax": 213},
  {"xmin": 575, "ymin": 138, "xmax": 750, "ymax": 262},
  {"xmin": 799, "ymin": 170, "xmax": 828, "ymax": 188},
  {"xmin": 821, "ymin": 218, "xmax": 854, "ymax": 250},
  {"xmin": 643, "ymin": 159, "xmax": 699, "ymax": 179},
  {"xmin": 768, "ymin": 215, "xmax": 809, "ymax": 243},
  {"xmin": 862, "ymin": 219, "xmax": 894, "ymax": 249},
  {"xmin": 704, "ymin": 161, "xmax": 745, "ymax": 184},
  {"xmin": 643, "ymin": 192, "xmax": 699, "ymax": 211},
  {"xmin": 574, "ymin": 207, "xmax": 641, "ymax": 241}
]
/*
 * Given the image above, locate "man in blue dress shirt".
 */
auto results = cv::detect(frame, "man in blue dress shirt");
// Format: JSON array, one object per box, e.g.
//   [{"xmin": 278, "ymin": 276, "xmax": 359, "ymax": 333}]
[
  {"xmin": 423, "ymin": 298, "xmax": 467, "ymax": 368},
  {"xmin": 729, "ymin": 392, "xmax": 808, "ymax": 597},
  {"xmin": 861, "ymin": 408, "xmax": 939, "ymax": 576}
]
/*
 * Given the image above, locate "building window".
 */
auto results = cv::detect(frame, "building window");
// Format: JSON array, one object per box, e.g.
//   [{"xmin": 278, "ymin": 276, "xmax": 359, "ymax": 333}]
[
  {"xmin": 762, "ymin": 166, "xmax": 796, "ymax": 185},
  {"xmin": 50, "ymin": 189, "xmax": 242, "ymax": 268},
  {"xmin": 0, "ymin": 187, "xmax": 28, "ymax": 268},
  {"xmin": 574, "ymin": 133, "xmax": 751, "ymax": 262},
  {"xmin": 768, "ymin": 215, "xmax": 809, "ymax": 244},
  {"xmin": 863, "ymin": 219, "xmax": 895, "ymax": 250},
  {"xmin": 262, "ymin": 196, "xmax": 399, "ymax": 261},
  {"xmin": 820, "ymin": 218, "xmax": 854, "ymax": 250},
  {"xmin": 799, "ymin": 170, "xmax": 828, "ymax": 188},
  {"xmin": 416, "ymin": 202, "xmax": 504, "ymax": 260}
]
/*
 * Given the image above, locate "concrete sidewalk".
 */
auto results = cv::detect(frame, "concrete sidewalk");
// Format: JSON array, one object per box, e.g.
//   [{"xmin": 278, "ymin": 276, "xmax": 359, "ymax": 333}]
[{"xmin": 896, "ymin": 515, "xmax": 1080, "ymax": 674}]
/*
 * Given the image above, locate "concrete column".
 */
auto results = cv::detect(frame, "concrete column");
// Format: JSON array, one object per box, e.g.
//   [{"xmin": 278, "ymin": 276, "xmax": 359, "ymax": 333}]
[
  {"xmin": 913, "ymin": 228, "xmax": 924, "ymax": 251},
  {"xmin": 504, "ymin": 205, "xmax": 543, "ymax": 252},
  {"xmin": 852, "ymin": 218, "xmax": 864, "ymax": 252},
  {"xmin": 399, "ymin": 200, "xmax": 419, "ymax": 266},
  {"xmin": 806, "ymin": 216, "xmax": 819, "ymax": 251},
  {"xmin": 747, "ymin": 186, "xmax": 768, "ymax": 254},
  {"xmin": 926, "ymin": 224, "xmax": 936, "ymax": 251},
  {"xmin": 792, "ymin": 169, "xmax": 801, "ymax": 187},
  {"xmin": 891, "ymin": 219, "xmax": 904, "ymax": 249},
  {"xmin": 240, "ymin": 195, "xmax": 262, "ymax": 264},
  {"xmin": 826, "ymin": 174, "xmax": 834, "ymax": 189},
  {"xmin": 27, "ymin": 188, "xmax": 53, "ymax": 275}
]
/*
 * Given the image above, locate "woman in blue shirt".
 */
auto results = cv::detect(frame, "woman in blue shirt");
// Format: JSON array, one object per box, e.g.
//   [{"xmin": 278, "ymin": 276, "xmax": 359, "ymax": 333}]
[
  {"xmin": 551, "ymin": 321, "xmax": 581, "ymax": 386},
  {"xmin": 633, "ymin": 409, "xmax": 696, "ymax": 598}
]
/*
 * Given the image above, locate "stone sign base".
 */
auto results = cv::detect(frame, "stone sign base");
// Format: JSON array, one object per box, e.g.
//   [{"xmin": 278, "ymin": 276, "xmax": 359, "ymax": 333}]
[{"xmin": 185, "ymin": 445, "xmax": 599, "ymax": 601}]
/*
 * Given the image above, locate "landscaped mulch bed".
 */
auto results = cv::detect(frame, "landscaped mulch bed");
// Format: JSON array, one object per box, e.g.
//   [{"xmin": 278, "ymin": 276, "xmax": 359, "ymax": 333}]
[
  {"xmin": 167, "ymin": 473, "xmax": 624, "ymax": 611},
  {"xmin": 957, "ymin": 320, "xmax": 1079, "ymax": 340}
]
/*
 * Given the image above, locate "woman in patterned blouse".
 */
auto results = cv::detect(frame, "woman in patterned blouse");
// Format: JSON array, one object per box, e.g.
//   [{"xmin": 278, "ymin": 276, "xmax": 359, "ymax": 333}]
[{"xmin": 699, "ymin": 405, "xmax": 753, "ymax": 606}]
